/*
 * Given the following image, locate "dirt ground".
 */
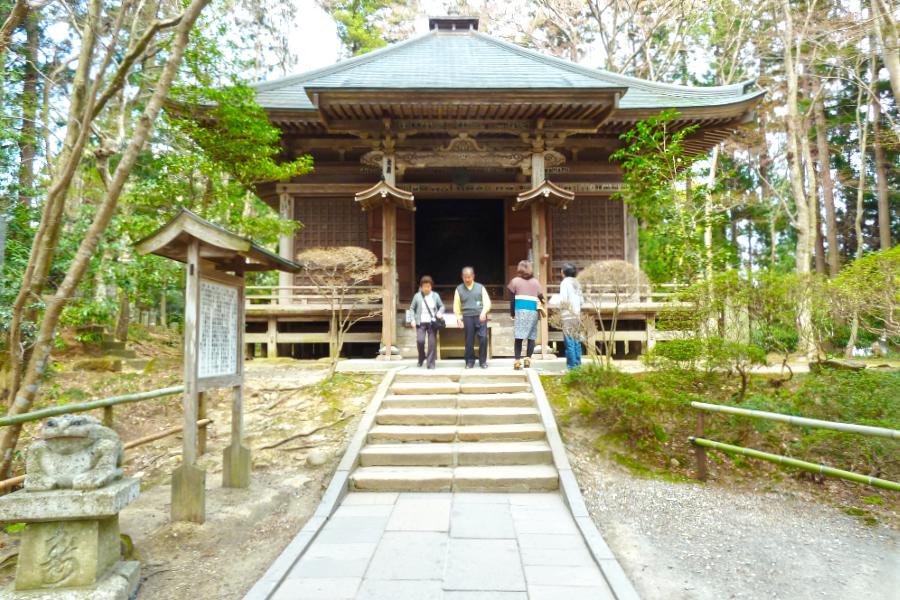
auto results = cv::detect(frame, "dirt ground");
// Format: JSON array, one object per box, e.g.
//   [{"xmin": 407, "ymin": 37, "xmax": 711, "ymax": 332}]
[
  {"xmin": 0, "ymin": 337, "xmax": 379, "ymax": 600},
  {"xmin": 556, "ymin": 410, "xmax": 900, "ymax": 600}
]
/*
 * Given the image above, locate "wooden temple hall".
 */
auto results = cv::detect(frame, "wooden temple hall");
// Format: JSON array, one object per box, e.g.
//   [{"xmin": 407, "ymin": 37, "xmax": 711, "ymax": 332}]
[{"xmin": 245, "ymin": 16, "xmax": 763, "ymax": 359}]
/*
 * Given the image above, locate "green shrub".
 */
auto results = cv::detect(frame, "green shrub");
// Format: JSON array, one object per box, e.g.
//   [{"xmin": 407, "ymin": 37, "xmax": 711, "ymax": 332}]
[
  {"xmin": 643, "ymin": 338, "xmax": 704, "ymax": 370},
  {"xmin": 60, "ymin": 298, "xmax": 116, "ymax": 344}
]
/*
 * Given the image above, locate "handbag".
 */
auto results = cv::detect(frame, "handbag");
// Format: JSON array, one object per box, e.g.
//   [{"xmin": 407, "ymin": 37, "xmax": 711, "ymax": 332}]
[{"xmin": 423, "ymin": 295, "xmax": 446, "ymax": 330}]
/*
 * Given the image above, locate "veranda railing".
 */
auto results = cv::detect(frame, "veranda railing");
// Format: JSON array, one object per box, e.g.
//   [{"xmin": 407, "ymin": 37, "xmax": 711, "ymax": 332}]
[
  {"xmin": 0, "ymin": 386, "xmax": 212, "ymax": 493},
  {"xmin": 689, "ymin": 402, "xmax": 900, "ymax": 492},
  {"xmin": 246, "ymin": 283, "xmax": 687, "ymax": 306}
]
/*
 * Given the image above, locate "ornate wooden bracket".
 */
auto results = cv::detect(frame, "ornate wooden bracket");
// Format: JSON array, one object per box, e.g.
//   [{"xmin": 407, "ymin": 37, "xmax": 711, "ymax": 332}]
[
  {"xmin": 354, "ymin": 180, "xmax": 416, "ymax": 211},
  {"xmin": 513, "ymin": 179, "xmax": 575, "ymax": 211}
]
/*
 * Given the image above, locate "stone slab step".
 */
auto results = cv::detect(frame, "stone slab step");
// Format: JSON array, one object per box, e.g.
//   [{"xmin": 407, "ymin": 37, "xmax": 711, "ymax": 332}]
[
  {"xmin": 453, "ymin": 465, "xmax": 559, "ymax": 492},
  {"xmin": 376, "ymin": 408, "xmax": 458, "ymax": 426},
  {"xmin": 456, "ymin": 441, "xmax": 553, "ymax": 466},
  {"xmin": 382, "ymin": 394, "xmax": 458, "ymax": 408},
  {"xmin": 350, "ymin": 466, "xmax": 453, "ymax": 492},
  {"xmin": 459, "ymin": 372, "xmax": 528, "ymax": 383},
  {"xmin": 358, "ymin": 441, "xmax": 553, "ymax": 467},
  {"xmin": 459, "ymin": 382, "xmax": 531, "ymax": 394},
  {"xmin": 458, "ymin": 407, "xmax": 541, "ymax": 425},
  {"xmin": 457, "ymin": 392, "xmax": 536, "ymax": 408},
  {"xmin": 457, "ymin": 423, "xmax": 546, "ymax": 442},
  {"xmin": 359, "ymin": 443, "xmax": 455, "ymax": 467},
  {"xmin": 395, "ymin": 372, "xmax": 460, "ymax": 383},
  {"xmin": 391, "ymin": 382, "xmax": 460, "ymax": 395},
  {"xmin": 349, "ymin": 465, "xmax": 558, "ymax": 492},
  {"xmin": 368, "ymin": 425, "xmax": 456, "ymax": 443}
]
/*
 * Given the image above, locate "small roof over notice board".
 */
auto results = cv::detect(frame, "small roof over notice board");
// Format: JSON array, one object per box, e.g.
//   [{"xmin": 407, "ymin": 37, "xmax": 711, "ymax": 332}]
[{"xmin": 135, "ymin": 209, "xmax": 301, "ymax": 273}]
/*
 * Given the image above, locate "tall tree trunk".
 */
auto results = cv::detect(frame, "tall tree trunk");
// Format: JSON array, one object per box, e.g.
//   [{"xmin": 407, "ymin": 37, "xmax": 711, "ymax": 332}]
[
  {"xmin": 872, "ymin": 0, "xmax": 900, "ymax": 102},
  {"xmin": 845, "ymin": 79, "xmax": 870, "ymax": 358},
  {"xmin": 0, "ymin": 0, "xmax": 213, "ymax": 480},
  {"xmin": 4, "ymin": 0, "xmax": 102, "ymax": 412},
  {"xmin": 17, "ymin": 13, "xmax": 39, "ymax": 205},
  {"xmin": 705, "ymin": 145, "xmax": 719, "ymax": 279},
  {"xmin": 781, "ymin": 0, "xmax": 816, "ymax": 358},
  {"xmin": 115, "ymin": 290, "xmax": 130, "ymax": 342},
  {"xmin": 871, "ymin": 68, "xmax": 892, "ymax": 250},
  {"xmin": 813, "ymin": 88, "xmax": 840, "ymax": 275},
  {"xmin": 0, "ymin": 0, "xmax": 29, "ymax": 57},
  {"xmin": 0, "ymin": 12, "xmax": 39, "ymax": 276}
]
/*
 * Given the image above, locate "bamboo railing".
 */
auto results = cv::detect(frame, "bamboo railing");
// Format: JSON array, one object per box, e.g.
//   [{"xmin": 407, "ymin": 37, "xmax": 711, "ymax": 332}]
[
  {"xmin": 689, "ymin": 402, "xmax": 900, "ymax": 492},
  {"xmin": 0, "ymin": 385, "xmax": 211, "ymax": 493}
]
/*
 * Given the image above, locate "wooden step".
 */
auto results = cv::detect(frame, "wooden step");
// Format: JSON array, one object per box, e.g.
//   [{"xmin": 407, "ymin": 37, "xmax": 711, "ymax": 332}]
[
  {"xmin": 457, "ymin": 423, "xmax": 546, "ymax": 442},
  {"xmin": 458, "ymin": 407, "xmax": 541, "ymax": 425},
  {"xmin": 368, "ymin": 425, "xmax": 456, "ymax": 443},
  {"xmin": 376, "ymin": 408, "xmax": 458, "ymax": 426},
  {"xmin": 391, "ymin": 382, "xmax": 460, "ymax": 395},
  {"xmin": 360, "ymin": 443, "xmax": 454, "ymax": 467},
  {"xmin": 457, "ymin": 392, "xmax": 536, "ymax": 408},
  {"xmin": 381, "ymin": 394, "xmax": 457, "ymax": 408},
  {"xmin": 456, "ymin": 441, "xmax": 553, "ymax": 466},
  {"xmin": 453, "ymin": 465, "xmax": 559, "ymax": 492}
]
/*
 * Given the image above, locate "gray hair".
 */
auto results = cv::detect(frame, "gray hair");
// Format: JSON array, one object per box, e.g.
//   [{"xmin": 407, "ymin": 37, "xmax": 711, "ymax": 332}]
[{"xmin": 461, "ymin": 266, "xmax": 475, "ymax": 276}]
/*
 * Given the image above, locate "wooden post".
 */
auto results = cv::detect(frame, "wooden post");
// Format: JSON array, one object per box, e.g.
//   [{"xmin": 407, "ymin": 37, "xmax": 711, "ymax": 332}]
[
  {"xmin": 624, "ymin": 203, "xmax": 640, "ymax": 271},
  {"xmin": 694, "ymin": 411, "xmax": 708, "ymax": 481},
  {"xmin": 278, "ymin": 193, "xmax": 294, "ymax": 305},
  {"xmin": 267, "ymin": 317, "xmax": 277, "ymax": 359},
  {"xmin": 530, "ymin": 152, "xmax": 551, "ymax": 360},
  {"xmin": 380, "ymin": 201, "xmax": 398, "ymax": 358},
  {"xmin": 378, "ymin": 153, "xmax": 400, "ymax": 360},
  {"xmin": 197, "ymin": 391, "xmax": 207, "ymax": 455},
  {"xmin": 171, "ymin": 239, "xmax": 206, "ymax": 523},
  {"xmin": 102, "ymin": 405, "xmax": 114, "ymax": 428},
  {"xmin": 224, "ymin": 270, "xmax": 251, "ymax": 488}
]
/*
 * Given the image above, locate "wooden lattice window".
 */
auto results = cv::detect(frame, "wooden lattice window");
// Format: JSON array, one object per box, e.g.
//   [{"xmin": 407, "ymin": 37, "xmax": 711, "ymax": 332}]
[
  {"xmin": 551, "ymin": 196, "xmax": 625, "ymax": 267},
  {"xmin": 293, "ymin": 197, "xmax": 368, "ymax": 252}
]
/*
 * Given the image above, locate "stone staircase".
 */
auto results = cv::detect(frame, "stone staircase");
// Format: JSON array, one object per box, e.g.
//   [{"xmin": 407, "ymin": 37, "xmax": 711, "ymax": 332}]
[{"xmin": 350, "ymin": 369, "xmax": 559, "ymax": 492}]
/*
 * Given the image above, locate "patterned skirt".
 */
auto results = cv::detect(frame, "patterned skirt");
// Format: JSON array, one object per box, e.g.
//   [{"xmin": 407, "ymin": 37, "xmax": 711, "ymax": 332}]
[{"xmin": 513, "ymin": 295, "xmax": 540, "ymax": 341}]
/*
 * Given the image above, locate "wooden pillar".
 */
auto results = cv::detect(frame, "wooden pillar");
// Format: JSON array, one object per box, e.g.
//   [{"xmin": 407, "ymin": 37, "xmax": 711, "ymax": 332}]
[
  {"xmin": 278, "ymin": 193, "xmax": 294, "ymax": 305},
  {"xmin": 624, "ymin": 202, "xmax": 640, "ymax": 271},
  {"xmin": 171, "ymin": 239, "xmax": 206, "ymax": 523},
  {"xmin": 197, "ymin": 391, "xmax": 208, "ymax": 455},
  {"xmin": 531, "ymin": 152, "xmax": 551, "ymax": 360},
  {"xmin": 646, "ymin": 314, "xmax": 657, "ymax": 351},
  {"xmin": 379, "ymin": 154, "xmax": 400, "ymax": 359},
  {"xmin": 380, "ymin": 201, "xmax": 398, "ymax": 358},
  {"xmin": 267, "ymin": 317, "xmax": 277, "ymax": 358},
  {"xmin": 224, "ymin": 270, "xmax": 250, "ymax": 488}
]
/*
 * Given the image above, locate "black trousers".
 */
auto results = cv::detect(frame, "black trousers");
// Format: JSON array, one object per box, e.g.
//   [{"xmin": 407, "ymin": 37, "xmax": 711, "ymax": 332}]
[
  {"xmin": 416, "ymin": 323, "xmax": 437, "ymax": 368},
  {"xmin": 514, "ymin": 338, "xmax": 536, "ymax": 360},
  {"xmin": 463, "ymin": 315, "xmax": 488, "ymax": 366}
]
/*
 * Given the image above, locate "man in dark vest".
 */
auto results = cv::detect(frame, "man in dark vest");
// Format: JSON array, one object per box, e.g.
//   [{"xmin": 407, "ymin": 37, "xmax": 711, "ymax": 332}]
[{"xmin": 453, "ymin": 266, "xmax": 492, "ymax": 368}]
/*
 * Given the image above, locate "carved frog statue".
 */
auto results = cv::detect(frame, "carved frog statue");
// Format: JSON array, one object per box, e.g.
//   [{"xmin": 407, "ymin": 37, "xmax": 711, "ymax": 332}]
[{"xmin": 25, "ymin": 414, "xmax": 124, "ymax": 491}]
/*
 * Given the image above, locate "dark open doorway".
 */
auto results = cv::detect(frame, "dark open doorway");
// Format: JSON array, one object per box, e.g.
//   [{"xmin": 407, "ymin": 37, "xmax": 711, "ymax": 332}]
[{"xmin": 415, "ymin": 199, "xmax": 505, "ymax": 291}]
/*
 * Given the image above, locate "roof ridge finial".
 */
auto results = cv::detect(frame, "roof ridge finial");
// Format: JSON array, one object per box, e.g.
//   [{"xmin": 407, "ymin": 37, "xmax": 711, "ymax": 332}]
[{"xmin": 428, "ymin": 16, "xmax": 479, "ymax": 32}]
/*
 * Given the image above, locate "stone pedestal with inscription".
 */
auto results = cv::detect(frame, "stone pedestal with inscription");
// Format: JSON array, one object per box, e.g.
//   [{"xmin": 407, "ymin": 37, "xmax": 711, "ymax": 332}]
[{"xmin": 0, "ymin": 478, "xmax": 140, "ymax": 599}]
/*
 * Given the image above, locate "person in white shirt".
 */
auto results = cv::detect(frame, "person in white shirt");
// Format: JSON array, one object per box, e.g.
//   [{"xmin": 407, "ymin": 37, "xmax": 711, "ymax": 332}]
[
  {"xmin": 408, "ymin": 275, "xmax": 444, "ymax": 369},
  {"xmin": 557, "ymin": 263, "xmax": 583, "ymax": 369}
]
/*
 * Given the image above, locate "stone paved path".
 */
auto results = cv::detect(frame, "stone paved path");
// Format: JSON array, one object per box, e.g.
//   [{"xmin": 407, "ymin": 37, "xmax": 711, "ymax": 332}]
[{"xmin": 270, "ymin": 491, "xmax": 615, "ymax": 600}]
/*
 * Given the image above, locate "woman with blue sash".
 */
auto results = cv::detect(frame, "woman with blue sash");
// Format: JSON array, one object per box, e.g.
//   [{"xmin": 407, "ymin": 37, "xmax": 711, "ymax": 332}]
[{"xmin": 507, "ymin": 260, "xmax": 544, "ymax": 370}]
